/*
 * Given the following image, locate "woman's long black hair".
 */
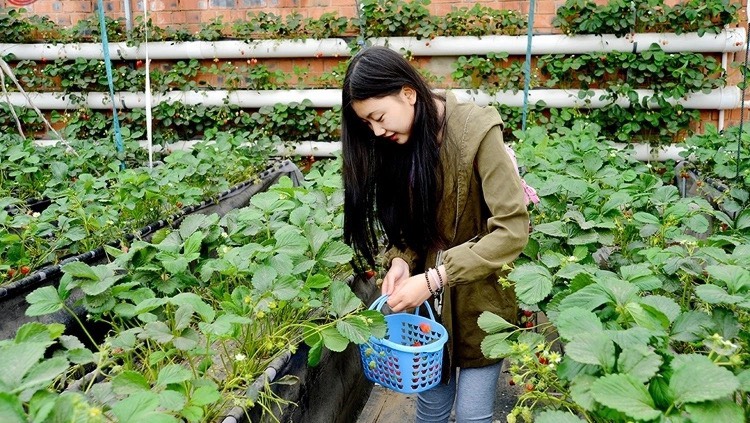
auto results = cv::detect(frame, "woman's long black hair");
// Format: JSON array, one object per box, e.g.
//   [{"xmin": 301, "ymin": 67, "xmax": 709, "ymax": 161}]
[{"xmin": 342, "ymin": 46, "xmax": 445, "ymax": 270}]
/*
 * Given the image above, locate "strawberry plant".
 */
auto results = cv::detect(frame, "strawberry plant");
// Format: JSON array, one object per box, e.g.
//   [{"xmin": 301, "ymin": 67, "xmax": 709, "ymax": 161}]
[
  {"xmin": 481, "ymin": 121, "xmax": 750, "ymax": 422},
  {"xmin": 19, "ymin": 160, "xmax": 386, "ymax": 421}
]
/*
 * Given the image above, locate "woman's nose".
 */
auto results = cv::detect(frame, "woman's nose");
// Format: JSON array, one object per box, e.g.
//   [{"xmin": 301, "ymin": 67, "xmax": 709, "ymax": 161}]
[{"xmin": 371, "ymin": 122, "xmax": 386, "ymax": 136}]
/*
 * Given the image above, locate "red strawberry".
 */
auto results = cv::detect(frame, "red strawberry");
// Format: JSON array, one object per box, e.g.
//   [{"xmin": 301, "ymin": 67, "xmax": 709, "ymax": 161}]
[
  {"xmin": 524, "ymin": 321, "xmax": 534, "ymax": 329},
  {"xmin": 7, "ymin": 268, "xmax": 16, "ymax": 278},
  {"xmin": 419, "ymin": 322, "xmax": 431, "ymax": 334},
  {"xmin": 412, "ymin": 341, "xmax": 422, "ymax": 347},
  {"xmin": 19, "ymin": 266, "xmax": 30, "ymax": 275},
  {"xmin": 522, "ymin": 310, "xmax": 533, "ymax": 317},
  {"xmin": 136, "ymin": 60, "xmax": 143, "ymax": 68},
  {"xmin": 364, "ymin": 269, "xmax": 376, "ymax": 279},
  {"xmin": 525, "ymin": 383, "xmax": 534, "ymax": 392}
]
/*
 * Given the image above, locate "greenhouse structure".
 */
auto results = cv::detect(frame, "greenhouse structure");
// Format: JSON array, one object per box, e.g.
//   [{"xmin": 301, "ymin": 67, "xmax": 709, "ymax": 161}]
[{"xmin": 1, "ymin": 0, "xmax": 749, "ymax": 421}]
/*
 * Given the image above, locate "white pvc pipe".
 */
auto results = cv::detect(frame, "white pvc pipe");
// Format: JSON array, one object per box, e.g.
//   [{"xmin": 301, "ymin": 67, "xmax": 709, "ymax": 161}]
[
  {"xmin": 372, "ymin": 29, "xmax": 747, "ymax": 55},
  {"xmin": 719, "ymin": 52, "xmax": 728, "ymax": 131},
  {"xmin": 0, "ymin": 29, "xmax": 745, "ymax": 61},
  {"xmin": 0, "ymin": 39, "xmax": 352, "ymax": 61},
  {"xmin": 3, "ymin": 87, "xmax": 743, "ymax": 110},
  {"xmin": 612, "ymin": 142, "xmax": 688, "ymax": 161}
]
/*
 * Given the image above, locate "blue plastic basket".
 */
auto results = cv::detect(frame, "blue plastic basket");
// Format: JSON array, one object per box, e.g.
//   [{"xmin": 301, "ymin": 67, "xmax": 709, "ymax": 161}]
[{"xmin": 359, "ymin": 295, "xmax": 449, "ymax": 394}]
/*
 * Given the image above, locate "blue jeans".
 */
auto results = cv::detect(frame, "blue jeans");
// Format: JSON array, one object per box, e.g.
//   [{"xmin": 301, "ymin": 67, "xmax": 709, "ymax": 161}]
[{"xmin": 415, "ymin": 361, "xmax": 503, "ymax": 423}]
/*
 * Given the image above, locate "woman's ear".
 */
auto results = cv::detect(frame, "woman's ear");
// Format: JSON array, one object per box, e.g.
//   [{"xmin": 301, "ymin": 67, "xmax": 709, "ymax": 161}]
[{"xmin": 401, "ymin": 86, "xmax": 417, "ymax": 106}]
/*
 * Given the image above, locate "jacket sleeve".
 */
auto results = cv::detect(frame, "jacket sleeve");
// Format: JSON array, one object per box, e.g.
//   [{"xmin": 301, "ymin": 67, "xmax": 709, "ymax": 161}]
[{"xmin": 442, "ymin": 126, "xmax": 530, "ymax": 286}]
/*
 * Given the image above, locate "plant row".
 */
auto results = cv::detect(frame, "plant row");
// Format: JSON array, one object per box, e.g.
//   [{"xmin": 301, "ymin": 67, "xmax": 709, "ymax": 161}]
[
  {"xmin": 1, "ymin": 38, "xmax": 725, "ymax": 145},
  {"xmin": 0, "ymin": 131, "xmax": 277, "ymax": 284},
  {"xmin": 0, "ymin": 161, "xmax": 386, "ymax": 422},
  {"xmin": 1, "ymin": 0, "xmax": 738, "ymax": 44},
  {"xmin": 478, "ymin": 121, "xmax": 750, "ymax": 422}
]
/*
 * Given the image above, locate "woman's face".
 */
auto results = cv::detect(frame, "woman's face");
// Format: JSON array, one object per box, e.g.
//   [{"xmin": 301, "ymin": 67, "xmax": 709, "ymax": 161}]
[{"xmin": 351, "ymin": 87, "xmax": 417, "ymax": 145}]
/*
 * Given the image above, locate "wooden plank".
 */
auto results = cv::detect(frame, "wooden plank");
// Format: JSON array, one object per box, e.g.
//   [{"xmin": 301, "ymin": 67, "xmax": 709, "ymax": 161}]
[{"xmin": 356, "ymin": 386, "xmax": 417, "ymax": 423}]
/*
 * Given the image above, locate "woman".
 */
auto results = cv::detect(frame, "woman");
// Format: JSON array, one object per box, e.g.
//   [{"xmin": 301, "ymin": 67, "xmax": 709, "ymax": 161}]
[{"xmin": 341, "ymin": 46, "xmax": 529, "ymax": 423}]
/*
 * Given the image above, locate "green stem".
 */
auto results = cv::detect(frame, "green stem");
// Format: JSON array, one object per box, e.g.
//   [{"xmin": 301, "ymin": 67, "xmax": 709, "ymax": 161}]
[{"xmin": 63, "ymin": 304, "xmax": 100, "ymax": 351}]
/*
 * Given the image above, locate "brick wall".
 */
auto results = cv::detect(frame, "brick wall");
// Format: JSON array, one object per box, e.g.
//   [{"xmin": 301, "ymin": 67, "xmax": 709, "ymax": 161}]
[{"xmin": 2, "ymin": 0, "xmax": 584, "ymax": 33}]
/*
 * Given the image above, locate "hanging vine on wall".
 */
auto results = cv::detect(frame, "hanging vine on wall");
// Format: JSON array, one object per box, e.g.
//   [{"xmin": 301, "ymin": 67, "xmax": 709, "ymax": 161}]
[{"xmin": 554, "ymin": 0, "xmax": 740, "ymax": 36}]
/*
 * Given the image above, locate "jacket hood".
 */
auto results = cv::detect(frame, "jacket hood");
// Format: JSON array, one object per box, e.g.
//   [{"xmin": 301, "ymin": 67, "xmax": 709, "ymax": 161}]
[{"xmin": 444, "ymin": 91, "xmax": 504, "ymax": 226}]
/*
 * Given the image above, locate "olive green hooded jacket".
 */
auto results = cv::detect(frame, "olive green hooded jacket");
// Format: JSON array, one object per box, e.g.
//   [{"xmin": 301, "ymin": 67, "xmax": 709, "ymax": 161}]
[{"xmin": 383, "ymin": 92, "xmax": 530, "ymax": 369}]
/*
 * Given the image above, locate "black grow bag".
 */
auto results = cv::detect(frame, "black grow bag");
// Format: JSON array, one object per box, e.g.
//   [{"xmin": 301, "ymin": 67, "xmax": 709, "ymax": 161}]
[{"xmin": 0, "ymin": 159, "xmax": 303, "ymax": 340}]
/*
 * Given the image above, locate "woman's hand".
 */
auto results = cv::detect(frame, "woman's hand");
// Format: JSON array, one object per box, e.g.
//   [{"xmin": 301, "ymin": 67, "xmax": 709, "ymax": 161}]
[
  {"xmin": 386, "ymin": 273, "xmax": 432, "ymax": 312},
  {"xmin": 381, "ymin": 257, "xmax": 410, "ymax": 295}
]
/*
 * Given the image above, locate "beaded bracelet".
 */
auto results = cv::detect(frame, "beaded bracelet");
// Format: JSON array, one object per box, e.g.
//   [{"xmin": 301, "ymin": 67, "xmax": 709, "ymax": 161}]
[
  {"xmin": 433, "ymin": 268, "xmax": 445, "ymax": 293},
  {"xmin": 425, "ymin": 271, "xmax": 436, "ymax": 297}
]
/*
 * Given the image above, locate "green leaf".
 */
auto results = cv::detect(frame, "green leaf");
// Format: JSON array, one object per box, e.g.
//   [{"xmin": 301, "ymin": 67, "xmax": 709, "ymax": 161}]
[
  {"xmin": 566, "ymin": 332, "xmax": 615, "ymax": 370},
  {"xmin": 321, "ymin": 326, "xmax": 349, "ymax": 352},
  {"xmin": 480, "ymin": 332, "xmax": 513, "ymax": 358},
  {"xmin": 190, "ymin": 385, "xmax": 221, "ymax": 407},
  {"xmin": 706, "ymin": 265, "xmax": 750, "ymax": 294},
  {"xmin": 304, "ymin": 223, "xmax": 329, "ymax": 256},
  {"xmin": 625, "ymin": 302, "xmax": 669, "ymax": 331},
  {"xmin": 318, "ymin": 241, "xmax": 353, "ymax": 266},
  {"xmin": 639, "ymin": 295, "xmax": 680, "ymax": 323},
  {"xmin": 477, "ymin": 311, "xmax": 517, "ymax": 334},
  {"xmin": 60, "ymin": 261, "xmax": 97, "ymax": 279},
  {"xmin": 737, "ymin": 369, "xmax": 750, "ymax": 392},
  {"xmin": 695, "ymin": 284, "xmax": 744, "ymax": 305},
  {"xmin": 251, "ymin": 264, "xmax": 277, "ymax": 293},
  {"xmin": 671, "ymin": 311, "xmax": 713, "ymax": 342},
  {"xmin": 336, "ymin": 317, "xmax": 370, "ymax": 344},
  {"xmin": 182, "ymin": 231, "xmax": 204, "ymax": 256},
  {"xmin": 590, "ymin": 373, "xmax": 661, "ymax": 421},
  {"xmin": 178, "ymin": 214, "xmax": 214, "ymax": 240},
  {"xmin": 633, "ymin": 212, "xmax": 661, "ymax": 225},
  {"xmin": 273, "ymin": 225, "xmax": 307, "ymax": 257},
  {"xmin": 25, "ymin": 287, "xmax": 64, "ymax": 317},
  {"xmin": 174, "ymin": 305, "xmax": 195, "ymax": 332},
  {"xmin": 170, "ymin": 293, "xmax": 215, "ymax": 322},
  {"xmin": 289, "ymin": 205, "xmax": 311, "ymax": 227},
  {"xmin": 570, "ymin": 375, "xmax": 597, "ymax": 411},
  {"xmin": 617, "ymin": 345, "xmax": 662, "ymax": 383},
  {"xmin": 111, "ymin": 391, "xmax": 179, "ymax": 423},
  {"xmin": 15, "ymin": 323, "xmax": 56, "ymax": 344},
  {"xmin": 620, "ymin": 264, "xmax": 662, "ymax": 291},
  {"xmin": 682, "ymin": 214, "xmax": 709, "ymax": 234},
  {"xmin": 685, "ymin": 399, "xmax": 745, "ymax": 423},
  {"xmin": 157, "ymin": 364, "xmax": 192, "ymax": 386},
  {"xmin": 112, "ymin": 371, "xmax": 150, "ymax": 395},
  {"xmin": 0, "ymin": 342, "xmax": 47, "ymax": 388},
  {"xmin": 670, "ymin": 354, "xmax": 739, "ymax": 403},
  {"xmin": 0, "ymin": 393, "xmax": 25, "ymax": 423},
  {"xmin": 511, "ymin": 263, "xmax": 553, "ymax": 304},
  {"xmin": 559, "ymin": 283, "xmax": 612, "ymax": 311},
  {"xmin": 533, "ymin": 221, "xmax": 567, "ymax": 237},
  {"xmin": 271, "ymin": 275, "xmax": 300, "ymax": 301},
  {"xmin": 330, "ymin": 281, "xmax": 361, "ymax": 317},
  {"xmin": 17, "ymin": 356, "xmax": 68, "ymax": 397},
  {"xmin": 554, "ymin": 307, "xmax": 602, "ymax": 341},
  {"xmin": 606, "ymin": 327, "xmax": 653, "ymax": 349},
  {"xmin": 307, "ymin": 338, "xmax": 323, "ymax": 366},
  {"xmin": 142, "ymin": 321, "xmax": 173, "ymax": 344},
  {"xmin": 158, "ymin": 390, "xmax": 187, "ymax": 412},
  {"xmin": 535, "ymin": 410, "xmax": 586, "ymax": 423},
  {"xmin": 599, "ymin": 276, "xmax": 639, "ymax": 306},
  {"xmin": 305, "ymin": 274, "xmax": 331, "ymax": 289}
]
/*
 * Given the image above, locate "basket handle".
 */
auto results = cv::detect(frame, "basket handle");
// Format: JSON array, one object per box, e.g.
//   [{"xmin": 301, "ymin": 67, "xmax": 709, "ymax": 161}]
[{"xmin": 368, "ymin": 294, "xmax": 437, "ymax": 321}]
